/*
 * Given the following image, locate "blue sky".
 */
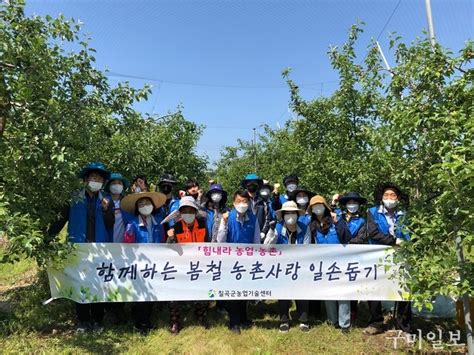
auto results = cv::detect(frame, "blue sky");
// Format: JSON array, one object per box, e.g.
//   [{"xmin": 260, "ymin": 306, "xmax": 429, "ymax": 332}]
[{"xmin": 26, "ymin": 0, "xmax": 473, "ymax": 166}]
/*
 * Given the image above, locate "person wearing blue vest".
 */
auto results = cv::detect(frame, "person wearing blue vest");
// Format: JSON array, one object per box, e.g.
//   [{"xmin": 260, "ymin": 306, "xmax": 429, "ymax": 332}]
[
  {"xmin": 335, "ymin": 192, "xmax": 367, "ymax": 244},
  {"xmin": 308, "ymin": 195, "xmax": 351, "ymax": 333},
  {"xmin": 257, "ymin": 180, "xmax": 277, "ymax": 239},
  {"xmin": 362, "ymin": 182, "xmax": 412, "ymax": 336},
  {"xmin": 157, "ymin": 174, "xmax": 180, "ymax": 230},
  {"xmin": 105, "ymin": 173, "xmax": 133, "ymax": 243},
  {"xmin": 121, "ymin": 191, "xmax": 166, "ymax": 334},
  {"xmin": 203, "ymin": 183, "xmax": 229, "ymax": 242},
  {"xmin": 259, "ymin": 181, "xmax": 275, "ymax": 219},
  {"xmin": 217, "ymin": 190, "xmax": 260, "ymax": 334},
  {"xmin": 104, "ymin": 172, "xmax": 133, "ymax": 325},
  {"xmin": 271, "ymin": 174, "xmax": 299, "ymax": 211},
  {"xmin": 240, "ymin": 173, "xmax": 269, "ymax": 239},
  {"xmin": 334, "ymin": 191, "xmax": 368, "ymax": 324},
  {"xmin": 47, "ymin": 162, "xmax": 114, "ymax": 333},
  {"xmin": 290, "ymin": 186, "xmax": 314, "ymax": 227},
  {"xmin": 264, "ymin": 201, "xmax": 311, "ymax": 332}
]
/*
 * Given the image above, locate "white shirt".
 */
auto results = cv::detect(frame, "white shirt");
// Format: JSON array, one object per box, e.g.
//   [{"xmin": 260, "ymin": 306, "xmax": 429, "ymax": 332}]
[{"xmin": 113, "ymin": 199, "xmax": 124, "ymax": 243}]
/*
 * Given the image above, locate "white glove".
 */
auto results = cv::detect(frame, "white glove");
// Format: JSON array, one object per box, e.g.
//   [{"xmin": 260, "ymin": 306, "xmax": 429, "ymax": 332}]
[
  {"xmin": 263, "ymin": 230, "xmax": 277, "ymax": 245},
  {"xmin": 395, "ymin": 238, "xmax": 403, "ymax": 246}
]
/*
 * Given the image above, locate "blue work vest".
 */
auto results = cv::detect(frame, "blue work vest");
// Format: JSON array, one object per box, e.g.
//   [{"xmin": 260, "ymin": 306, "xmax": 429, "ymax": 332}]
[
  {"xmin": 275, "ymin": 221, "xmax": 307, "ymax": 245},
  {"xmin": 314, "ymin": 224, "xmax": 339, "ymax": 244},
  {"xmin": 67, "ymin": 190, "xmax": 111, "ymax": 243},
  {"xmin": 368, "ymin": 206, "xmax": 410, "ymax": 244},
  {"xmin": 347, "ymin": 216, "xmax": 365, "ymax": 238},
  {"xmin": 298, "ymin": 213, "xmax": 311, "ymax": 226},
  {"xmin": 126, "ymin": 213, "xmax": 165, "ymax": 243},
  {"xmin": 226, "ymin": 209, "xmax": 257, "ymax": 244}
]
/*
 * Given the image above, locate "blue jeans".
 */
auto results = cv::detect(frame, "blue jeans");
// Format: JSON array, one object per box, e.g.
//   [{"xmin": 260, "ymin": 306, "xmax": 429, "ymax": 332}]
[{"xmin": 325, "ymin": 300, "xmax": 351, "ymax": 329}]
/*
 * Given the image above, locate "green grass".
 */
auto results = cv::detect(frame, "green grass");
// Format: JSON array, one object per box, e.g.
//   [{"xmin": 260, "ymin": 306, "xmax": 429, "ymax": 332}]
[{"xmin": 0, "ymin": 257, "xmax": 467, "ymax": 354}]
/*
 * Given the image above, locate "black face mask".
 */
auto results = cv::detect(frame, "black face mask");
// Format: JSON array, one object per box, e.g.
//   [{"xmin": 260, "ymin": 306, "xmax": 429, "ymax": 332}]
[
  {"xmin": 246, "ymin": 184, "xmax": 259, "ymax": 193},
  {"xmin": 188, "ymin": 192, "xmax": 199, "ymax": 200},
  {"xmin": 159, "ymin": 185, "xmax": 172, "ymax": 195}
]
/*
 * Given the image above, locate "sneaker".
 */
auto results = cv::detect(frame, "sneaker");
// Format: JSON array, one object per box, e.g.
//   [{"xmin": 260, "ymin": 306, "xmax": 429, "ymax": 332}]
[
  {"xmin": 363, "ymin": 322, "xmax": 385, "ymax": 335},
  {"xmin": 279, "ymin": 323, "xmax": 290, "ymax": 333},
  {"xmin": 341, "ymin": 327, "xmax": 351, "ymax": 334},
  {"xmin": 75, "ymin": 321, "xmax": 90, "ymax": 334},
  {"xmin": 299, "ymin": 323, "xmax": 310, "ymax": 332},
  {"xmin": 134, "ymin": 324, "xmax": 151, "ymax": 336},
  {"xmin": 91, "ymin": 322, "xmax": 104, "ymax": 334},
  {"xmin": 241, "ymin": 320, "xmax": 253, "ymax": 329},
  {"xmin": 230, "ymin": 325, "xmax": 241, "ymax": 335}
]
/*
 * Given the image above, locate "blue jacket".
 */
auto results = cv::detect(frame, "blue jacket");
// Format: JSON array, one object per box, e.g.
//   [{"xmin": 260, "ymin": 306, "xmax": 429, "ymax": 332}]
[
  {"xmin": 125, "ymin": 213, "xmax": 165, "ymax": 243},
  {"xmin": 298, "ymin": 213, "xmax": 311, "ymax": 226},
  {"xmin": 226, "ymin": 209, "xmax": 258, "ymax": 244},
  {"xmin": 67, "ymin": 190, "xmax": 112, "ymax": 243},
  {"xmin": 314, "ymin": 223, "xmax": 340, "ymax": 244},
  {"xmin": 279, "ymin": 194, "xmax": 289, "ymax": 205},
  {"xmin": 205, "ymin": 207, "xmax": 229, "ymax": 239},
  {"xmin": 276, "ymin": 221, "xmax": 309, "ymax": 245},
  {"xmin": 367, "ymin": 205, "xmax": 410, "ymax": 245},
  {"xmin": 335, "ymin": 214, "xmax": 366, "ymax": 244}
]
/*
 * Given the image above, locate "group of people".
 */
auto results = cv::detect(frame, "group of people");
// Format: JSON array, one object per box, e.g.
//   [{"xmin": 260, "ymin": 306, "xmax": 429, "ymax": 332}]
[{"xmin": 48, "ymin": 162, "xmax": 412, "ymax": 336}]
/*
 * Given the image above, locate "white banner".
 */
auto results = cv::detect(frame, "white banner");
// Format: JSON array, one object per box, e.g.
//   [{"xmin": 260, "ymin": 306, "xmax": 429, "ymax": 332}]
[{"xmin": 47, "ymin": 243, "xmax": 408, "ymax": 303}]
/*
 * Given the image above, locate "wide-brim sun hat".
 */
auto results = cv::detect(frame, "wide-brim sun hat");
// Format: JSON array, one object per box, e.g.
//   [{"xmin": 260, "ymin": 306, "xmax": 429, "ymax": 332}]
[
  {"xmin": 205, "ymin": 183, "xmax": 228, "ymax": 200},
  {"xmin": 79, "ymin": 162, "xmax": 111, "ymax": 180},
  {"xmin": 105, "ymin": 172, "xmax": 130, "ymax": 192},
  {"xmin": 339, "ymin": 191, "xmax": 367, "ymax": 205},
  {"xmin": 276, "ymin": 201, "xmax": 305, "ymax": 219},
  {"xmin": 121, "ymin": 192, "xmax": 167, "ymax": 214},
  {"xmin": 307, "ymin": 195, "xmax": 332, "ymax": 213}
]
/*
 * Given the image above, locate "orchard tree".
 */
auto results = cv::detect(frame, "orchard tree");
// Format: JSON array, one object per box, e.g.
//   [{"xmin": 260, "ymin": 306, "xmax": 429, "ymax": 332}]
[{"xmin": 0, "ymin": 1, "xmax": 207, "ymax": 266}]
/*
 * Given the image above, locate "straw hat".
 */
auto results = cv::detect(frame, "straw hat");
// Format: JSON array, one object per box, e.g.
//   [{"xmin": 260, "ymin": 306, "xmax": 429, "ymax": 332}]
[
  {"xmin": 121, "ymin": 192, "xmax": 167, "ymax": 214},
  {"xmin": 276, "ymin": 201, "xmax": 305, "ymax": 219}
]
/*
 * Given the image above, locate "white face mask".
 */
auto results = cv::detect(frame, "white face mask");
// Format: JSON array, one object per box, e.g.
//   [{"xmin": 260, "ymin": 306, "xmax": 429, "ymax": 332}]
[
  {"xmin": 312, "ymin": 204, "xmax": 325, "ymax": 216},
  {"xmin": 383, "ymin": 199, "xmax": 398, "ymax": 209},
  {"xmin": 284, "ymin": 213, "xmax": 297, "ymax": 225},
  {"xmin": 346, "ymin": 203, "xmax": 359, "ymax": 213},
  {"xmin": 296, "ymin": 196, "xmax": 309, "ymax": 206},
  {"xmin": 182, "ymin": 213, "xmax": 196, "ymax": 224},
  {"xmin": 235, "ymin": 203, "xmax": 249, "ymax": 214},
  {"xmin": 259, "ymin": 189, "xmax": 270, "ymax": 198},
  {"xmin": 87, "ymin": 181, "xmax": 103, "ymax": 192},
  {"xmin": 138, "ymin": 205, "xmax": 153, "ymax": 216},
  {"xmin": 210, "ymin": 193, "xmax": 222, "ymax": 203},
  {"xmin": 286, "ymin": 183, "xmax": 297, "ymax": 193},
  {"xmin": 109, "ymin": 184, "xmax": 123, "ymax": 195},
  {"xmin": 134, "ymin": 186, "xmax": 142, "ymax": 193}
]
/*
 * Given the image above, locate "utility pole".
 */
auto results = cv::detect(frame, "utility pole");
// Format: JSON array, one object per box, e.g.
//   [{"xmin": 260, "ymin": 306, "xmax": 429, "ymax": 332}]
[
  {"xmin": 376, "ymin": 41, "xmax": 393, "ymax": 77},
  {"xmin": 456, "ymin": 233, "xmax": 473, "ymax": 354},
  {"xmin": 424, "ymin": 0, "xmax": 436, "ymax": 47}
]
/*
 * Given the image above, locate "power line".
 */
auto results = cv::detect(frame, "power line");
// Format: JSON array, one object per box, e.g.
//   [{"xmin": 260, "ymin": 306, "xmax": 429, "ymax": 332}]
[
  {"xmin": 106, "ymin": 71, "xmax": 338, "ymax": 90},
  {"xmin": 376, "ymin": 0, "xmax": 403, "ymax": 40}
]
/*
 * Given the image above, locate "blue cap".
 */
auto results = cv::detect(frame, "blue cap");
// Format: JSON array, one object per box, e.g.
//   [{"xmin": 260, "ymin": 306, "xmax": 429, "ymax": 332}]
[
  {"xmin": 105, "ymin": 172, "xmax": 130, "ymax": 191},
  {"xmin": 79, "ymin": 162, "xmax": 111, "ymax": 180},
  {"xmin": 240, "ymin": 173, "xmax": 263, "ymax": 189}
]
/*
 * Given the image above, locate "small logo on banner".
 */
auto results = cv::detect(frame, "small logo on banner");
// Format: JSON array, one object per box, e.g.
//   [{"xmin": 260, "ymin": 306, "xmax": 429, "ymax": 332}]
[{"xmin": 208, "ymin": 289, "xmax": 216, "ymax": 298}]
